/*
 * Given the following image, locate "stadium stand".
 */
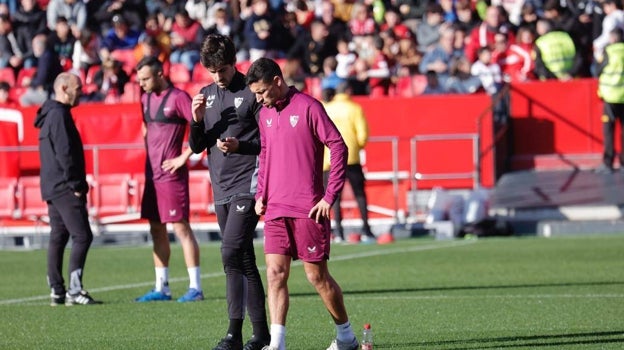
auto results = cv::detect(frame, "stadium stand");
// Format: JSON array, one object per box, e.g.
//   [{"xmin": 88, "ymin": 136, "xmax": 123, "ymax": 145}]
[
  {"xmin": 304, "ymin": 76, "xmax": 322, "ymax": 100},
  {"xmin": 0, "ymin": 178, "xmax": 18, "ymax": 219},
  {"xmin": 411, "ymin": 74, "xmax": 428, "ymax": 95},
  {"xmin": 0, "ymin": 67, "xmax": 16, "ymax": 86},
  {"xmin": 89, "ymin": 173, "xmax": 132, "ymax": 218},
  {"xmin": 178, "ymin": 81, "xmax": 206, "ymax": 97},
  {"xmin": 128, "ymin": 172, "xmax": 145, "ymax": 214},
  {"xmin": 110, "ymin": 49, "xmax": 137, "ymax": 76},
  {"xmin": 15, "ymin": 176, "xmax": 48, "ymax": 221},
  {"xmin": 85, "ymin": 64, "xmax": 100, "ymax": 85},
  {"xmin": 188, "ymin": 170, "xmax": 214, "ymax": 216},
  {"xmin": 119, "ymin": 82, "xmax": 141, "ymax": 103},
  {"xmin": 16, "ymin": 68, "xmax": 37, "ymax": 87},
  {"xmin": 191, "ymin": 62, "xmax": 214, "ymax": 84},
  {"xmin": 393, "ymin": 75, "xmax": 416, "ymax": 97},
  {"xmin": 168, "ymin": 62, "xmax": 192, "ymax": 84},
  {"xmin": 235, "ymin": 60, "xmax": 252, "ymax": 74}
]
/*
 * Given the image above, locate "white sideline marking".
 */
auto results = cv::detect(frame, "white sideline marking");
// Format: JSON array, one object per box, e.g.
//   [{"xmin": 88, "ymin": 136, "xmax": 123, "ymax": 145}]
[
  {"xmin": 346, "ymin": 293, "xmax": 624, "ymax": 300},
  {"xmin": 0, "ymin": 240, "xmax": 474, "ymax": 305}
]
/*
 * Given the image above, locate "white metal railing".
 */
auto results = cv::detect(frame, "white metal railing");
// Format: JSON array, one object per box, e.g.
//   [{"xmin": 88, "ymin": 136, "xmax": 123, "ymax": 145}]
[
  {"xmin": 409, "ymin": 133, "xmax": 480, "ymax": 218},
  {"xmin": 365, "ymin": 136, "xmax": 404, "ymax": 224}
]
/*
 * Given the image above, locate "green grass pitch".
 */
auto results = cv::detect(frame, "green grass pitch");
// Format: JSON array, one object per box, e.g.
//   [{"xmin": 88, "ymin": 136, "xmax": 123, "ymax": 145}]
[{"xmin": 1, "ymin": 235, "xmax": 623, "ymax": 349}]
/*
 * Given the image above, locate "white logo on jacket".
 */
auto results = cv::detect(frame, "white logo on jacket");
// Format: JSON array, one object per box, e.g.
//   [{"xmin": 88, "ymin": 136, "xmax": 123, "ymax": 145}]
[
  {"xmin": 290, "ymin": 115, "xmax": 299, "ymax": 127},
  {"xmin": 206, "ymin": 95, "xmax": 216, "ymax": 108},
  {"xmin": 266, "ymin": 118, "xmax": 273, "ymax": 127},
  {"xmin": 234, "ymin": 97, "xmax": 243, "ymax": 108},
  {"xmin": 236, "ymin": 205, "xmax": 245, "ymax": 212},
  {"xmin": 169, "ymin": 209, "xmax": 177, "ymax": 216}
]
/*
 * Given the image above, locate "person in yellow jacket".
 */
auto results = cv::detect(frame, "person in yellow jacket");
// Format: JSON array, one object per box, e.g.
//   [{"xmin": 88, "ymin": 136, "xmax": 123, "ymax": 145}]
[
  {"xmin": 533, "ymin": 18, "xmax": 583, "ymax": 81},
  {"xmin": 322, "ymin": 81, "xmax": 376, "ymax": 243},
  {"xmin": 596, "ymin": 28, "xmax": 624, "ymax": 173}
]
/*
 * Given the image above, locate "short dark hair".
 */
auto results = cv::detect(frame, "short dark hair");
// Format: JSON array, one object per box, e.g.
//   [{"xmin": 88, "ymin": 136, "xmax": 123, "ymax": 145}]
[
  {"xmin": 137, "ymin": 55, "xmax": 163, "ymax": 74},
  {"xmin": 200, "ymin": 34, "xmax": 236, "ymax": 69},
  {"xmin": 245, "ymin": 58, "xmax": 283, "ymax": 85},
  {"xmin": 611, "ymin": 27, "xmax": 624, "ymax": 42},
  {"xmin": 543, "ymin": 0, "xmax": 563, "ymax": 12},
  {"xmin": 0, "ymin": 81, "xmax": 10, "ymax": 91}
]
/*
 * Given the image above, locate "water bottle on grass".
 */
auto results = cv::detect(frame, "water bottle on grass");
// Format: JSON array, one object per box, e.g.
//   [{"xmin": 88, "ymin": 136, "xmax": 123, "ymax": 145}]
[{"xmin": 361, "ymin": 323, "xmax": 373, "ymax": 350}]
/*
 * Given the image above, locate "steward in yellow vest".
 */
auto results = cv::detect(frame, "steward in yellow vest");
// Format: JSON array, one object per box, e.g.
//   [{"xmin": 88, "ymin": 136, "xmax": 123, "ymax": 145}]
[
  {"xmin": 595, "ymin": 28, "xmax": 624, "ymax": 173},
  {"xmin": 533, "ymin": 19, "xmax": 583, "ymax": 81}
]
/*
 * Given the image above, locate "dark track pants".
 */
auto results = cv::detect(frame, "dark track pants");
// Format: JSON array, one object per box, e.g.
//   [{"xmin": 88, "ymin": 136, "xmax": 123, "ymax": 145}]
[
  {"xmin": 215, "ymin": 197, "xmax": 267, "ymax": 325},
  {"xmin": 47, "ymin": 191, "xmax": 93, "ymax": 295}
]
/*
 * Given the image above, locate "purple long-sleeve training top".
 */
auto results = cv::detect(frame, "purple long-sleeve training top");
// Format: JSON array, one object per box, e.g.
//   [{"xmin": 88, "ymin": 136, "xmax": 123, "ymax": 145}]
[{"xmin": 256, "ymin": 87, "xmax": 347, "ymax": 221}]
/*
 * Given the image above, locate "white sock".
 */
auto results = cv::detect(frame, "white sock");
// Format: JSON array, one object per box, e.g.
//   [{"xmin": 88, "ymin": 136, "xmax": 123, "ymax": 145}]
[
  {"xmin": 187, "ymin": 266, "xmax": 201, "ymax": 290},
  {"xmin": 269, "ymin": 324, "xmax": 286, "ymax": 350},
  {"xmin": 336, "ymin": 321, "xmax": 355, "ymax": 343},
  {"xmin": 155, "ymin": 267, "xmax": 169, "ymax": 293}
]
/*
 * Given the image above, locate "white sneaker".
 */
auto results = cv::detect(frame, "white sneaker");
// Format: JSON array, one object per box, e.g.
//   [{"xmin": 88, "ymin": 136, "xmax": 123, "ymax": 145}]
[
  {"xmin": 332, "ymin": 236, "xmax": 344, "ymax": 244},
  {"xmin": 261, "ymin": 347, "xmax": 278, "ymax": 350},
  {"xmin": 326, "ymin": 338, "xmax": 359, "ymax": 350}
]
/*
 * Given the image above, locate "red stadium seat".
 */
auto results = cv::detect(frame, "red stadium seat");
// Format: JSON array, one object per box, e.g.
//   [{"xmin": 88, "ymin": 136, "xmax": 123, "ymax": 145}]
[
  {"xmin": 168, "ymin": 63, "xmax": 191, "ymax": 84},
  {"xmin": 128, "ymin": 173, "xmax": 145, "ymax": 214},
  {"xmin": 119, "ymin": 82, "xmax": 141, "ymax": 103},
  {"xmin": 9, "ymin": 87, "xmax": 26, "ymax": 102},
  {"xmin": 16, "ymin": 176, "xmax": 48, "ymax": 220},
  {"xmin": 0, "ymin": 177, "xmax": 18, "ymax": 219},
  {"xmin": 103, "ymin": 90, "xmax": 119, "ymax": 104},
  {"xmin": 177, "ymin": 81, "xmax": 206, "ymax": 97},
  {"xmin": 304, "ymin": 77, "xmax": 322, "ymax": 100},
  {"xmin": 235, "ymin": 60, "xmax": 252, "ymax": 74},
  {"xmin": 89, "ymin": 173, "xmax": 132, "ymax": 218},
  {"xmin": 191, "ymin": 63, "xmax": 214, "ymax": 84},
  {"xmin": 85, "ymin": 64, "xmax": 101, "ymax": 85},
  {"xmin": 393, "ymin": 76, "xmax": 415, "ymax": 98},
  {"xmin": 16, "ymin": 67, "xmax": 37, "ymax": 87},
  {"xmin": 36, "ymin": 0, "xmax": 50, "ymax": 10},
  {"xmin": 274, "ymin": 58, "xmax": 288, "ymax": 71},
  {"xmin": 189, "ymin": 170, "xmax": 214, "ymax": 215},
  {"xmin": 411, "ymin": 74, "xmax": 428, "ymax": 95},
  {"xmin": 110, "ymin": 49, "xmax": 137, "ymax": 76},
  {"xmin": 0, "ymin": 67, "xmax": 16, "ymax": 86}
]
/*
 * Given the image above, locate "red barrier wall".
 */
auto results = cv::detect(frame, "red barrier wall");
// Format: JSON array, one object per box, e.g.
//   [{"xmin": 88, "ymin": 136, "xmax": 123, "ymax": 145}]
[
  {"xmin": 509, "ymin": 78, "xmax": 604, "ymax": 169},
  {"xmin": 353, "ymin": 93, "xmax": 495, "ymax": 189},
  {"xmin": 0, "ymin": 78, "xmax": 604, "ymax": 209},
  {"xmin": 10, "ymin": 103, "xmax": 145, "ymax": 176}
]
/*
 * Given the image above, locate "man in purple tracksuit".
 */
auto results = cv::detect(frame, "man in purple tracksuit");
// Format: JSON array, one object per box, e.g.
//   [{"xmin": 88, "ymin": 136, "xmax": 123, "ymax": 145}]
[
  {"xmin": 246, "ymin": 58, "xmax": 359, "ymax": 350},
  {"xmin": 134, "ymin": 56, "xmax": 203, "ymax": 303}
]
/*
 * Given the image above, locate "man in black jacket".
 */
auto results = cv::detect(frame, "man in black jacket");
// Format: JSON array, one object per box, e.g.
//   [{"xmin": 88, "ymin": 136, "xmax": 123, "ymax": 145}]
[
  {"xmin": 34, "ymin": 72, "xmax": 99, "ymax": 306},
  {"xmin": 189, "ymin": 34, "xmax": 270, "ymax": 350}
]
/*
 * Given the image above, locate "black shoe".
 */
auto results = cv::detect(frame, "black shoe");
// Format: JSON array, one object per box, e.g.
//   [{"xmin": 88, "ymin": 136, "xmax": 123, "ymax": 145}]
[
  {"xmin": 213, "ymin": 336, "xmax": 243, "ymax": 350},
  {"xmin": 243, "ymin": 338, "xmax": 270, "ymax": 350},
  {"xmin": 50, "ymin": 292, "xmax": 65, "ymax": 306}
]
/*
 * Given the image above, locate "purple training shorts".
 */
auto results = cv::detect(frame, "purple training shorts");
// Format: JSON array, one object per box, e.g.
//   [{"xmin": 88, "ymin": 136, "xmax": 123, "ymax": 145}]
[
  {"xmin": 263, "ymin": 217, "xmax": 331, "ymax": 262},
  {"xmin": 140, "ymin": 179, "xmax": 189, "ymax": 223}
]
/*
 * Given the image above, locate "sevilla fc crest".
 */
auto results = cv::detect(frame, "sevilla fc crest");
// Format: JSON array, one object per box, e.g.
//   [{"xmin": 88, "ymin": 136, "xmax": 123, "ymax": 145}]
[
  {"xmin": 234, "ymin": 97, "xmax": 243, "ymax": 108},
  {"xmin": 290, "ymin": 115, "xmax": 299, "ymax": 127}
]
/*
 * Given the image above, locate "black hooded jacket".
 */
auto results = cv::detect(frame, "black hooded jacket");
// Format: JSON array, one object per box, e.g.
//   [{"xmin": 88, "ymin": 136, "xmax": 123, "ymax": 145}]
[{"xmin": 34, "ymin": 100, "xmax": 88, "ymax": 200}]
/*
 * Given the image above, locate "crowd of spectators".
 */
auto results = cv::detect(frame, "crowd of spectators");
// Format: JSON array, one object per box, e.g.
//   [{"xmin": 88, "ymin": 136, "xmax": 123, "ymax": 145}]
[{"xmin": 0, "ymin": 0, "xmax": 621, "ymax": 106}]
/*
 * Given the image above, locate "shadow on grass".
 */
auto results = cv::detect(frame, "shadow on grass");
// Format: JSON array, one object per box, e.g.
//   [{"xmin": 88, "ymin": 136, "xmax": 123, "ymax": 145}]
[
  {"xmin": 378, "ymin": 331, "xmax": 624, "ymax": 349},
  {"xmin": 289, "ymin": 280, "xmax": 624, "ymax": 298}
]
